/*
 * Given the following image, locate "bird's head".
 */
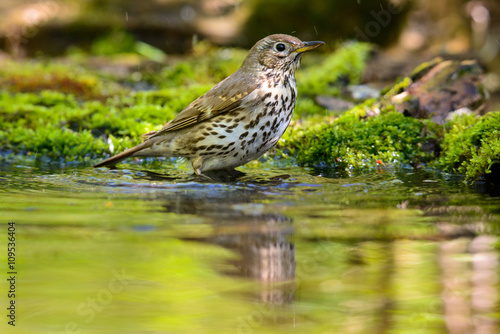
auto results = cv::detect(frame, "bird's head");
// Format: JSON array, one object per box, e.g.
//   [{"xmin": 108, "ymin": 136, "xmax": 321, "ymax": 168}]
[{"xmin": 242, "ymin": 34, "xmax": 324, "ymax": 73}]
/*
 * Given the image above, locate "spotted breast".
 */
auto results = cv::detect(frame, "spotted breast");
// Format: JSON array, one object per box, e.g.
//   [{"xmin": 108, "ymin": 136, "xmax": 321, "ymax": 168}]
[{"xmin": 179, "ymin": 70, "xmax": 298, "ymax": 172}]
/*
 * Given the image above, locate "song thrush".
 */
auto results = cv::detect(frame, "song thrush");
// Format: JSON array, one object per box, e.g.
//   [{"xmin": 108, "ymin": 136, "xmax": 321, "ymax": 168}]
[{"xmin": 94, "ymin": 34, "xmax": 324, "ymax": 174}]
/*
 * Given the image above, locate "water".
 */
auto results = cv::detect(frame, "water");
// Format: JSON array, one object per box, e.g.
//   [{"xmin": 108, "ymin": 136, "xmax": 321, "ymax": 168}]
[{"xmin": 1, "ymin": 162, "xmax": 499, "ymax": 333}]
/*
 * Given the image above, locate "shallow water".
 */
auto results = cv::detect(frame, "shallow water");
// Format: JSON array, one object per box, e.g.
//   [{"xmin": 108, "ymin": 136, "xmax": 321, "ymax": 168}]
[{"xmin": 1, "ymin": 162, "xmax": 499, "ymax": 334}]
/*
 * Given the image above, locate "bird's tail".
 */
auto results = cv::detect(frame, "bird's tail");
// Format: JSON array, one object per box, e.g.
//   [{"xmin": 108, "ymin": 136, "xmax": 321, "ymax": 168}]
[{"xmin": 94, "ymin": 141, "xmax": 152, "ymax": 168}]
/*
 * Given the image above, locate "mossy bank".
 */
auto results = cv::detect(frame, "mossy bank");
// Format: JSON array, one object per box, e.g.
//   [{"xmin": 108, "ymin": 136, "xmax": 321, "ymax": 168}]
[{"xmin": 0, "ymin": 41, "xmax": 498, "ymax": 182}]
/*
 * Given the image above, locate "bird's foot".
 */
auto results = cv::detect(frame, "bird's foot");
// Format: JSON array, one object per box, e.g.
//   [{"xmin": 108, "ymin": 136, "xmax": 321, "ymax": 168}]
[{"xmin": 194, "ymin": 173, "xmax": 215, "ymax": 182}]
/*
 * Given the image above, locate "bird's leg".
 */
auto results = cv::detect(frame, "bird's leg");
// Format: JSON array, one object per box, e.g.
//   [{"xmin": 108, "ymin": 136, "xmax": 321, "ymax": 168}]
[
  {"xmin": 192, "ymin": 157, "xmax": 204, "ymax": 176},
  {"xmin": 191, "ymin": 157, "xmax": 213, "ymax": 181}
]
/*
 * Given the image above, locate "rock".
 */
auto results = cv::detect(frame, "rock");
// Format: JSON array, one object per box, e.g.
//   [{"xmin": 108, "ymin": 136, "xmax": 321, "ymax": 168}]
[{"xmin": 381, "ymin": 57, "xmax": 489, "ymax": 124}]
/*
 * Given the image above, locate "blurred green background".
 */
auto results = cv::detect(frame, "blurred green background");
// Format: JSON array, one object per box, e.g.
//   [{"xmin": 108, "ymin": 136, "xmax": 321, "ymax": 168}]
[
  {"xmin": 1, "ymin": 0, "xmax": 499, "ymax": 91},
  {"xmin": 0, "ymin": 0, "xmax": 497, "ymax": 60}
]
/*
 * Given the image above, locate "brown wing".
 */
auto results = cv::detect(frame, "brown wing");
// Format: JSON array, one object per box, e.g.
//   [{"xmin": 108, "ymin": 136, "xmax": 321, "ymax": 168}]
[{"xmin": 147, "ymin": 74, "xmax": 257, "ymax": 139}]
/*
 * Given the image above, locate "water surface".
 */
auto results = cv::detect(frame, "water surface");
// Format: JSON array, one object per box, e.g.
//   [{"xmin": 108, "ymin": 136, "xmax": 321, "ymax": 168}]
[{"xmin": 1, "ymin": 162, "xmax": 499, "ymax": 333}]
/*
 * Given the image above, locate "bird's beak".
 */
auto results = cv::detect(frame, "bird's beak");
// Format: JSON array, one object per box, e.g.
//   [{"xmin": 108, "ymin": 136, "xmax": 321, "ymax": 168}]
[{"xmin": 295, "ymin": 40, "xmax": 325, "ymax": 53}]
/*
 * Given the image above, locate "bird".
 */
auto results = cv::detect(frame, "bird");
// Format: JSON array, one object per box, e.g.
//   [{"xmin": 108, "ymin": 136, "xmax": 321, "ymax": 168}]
[{"xmin": 94, "ymin": 34, "xmax": 324, "ymax": 175}]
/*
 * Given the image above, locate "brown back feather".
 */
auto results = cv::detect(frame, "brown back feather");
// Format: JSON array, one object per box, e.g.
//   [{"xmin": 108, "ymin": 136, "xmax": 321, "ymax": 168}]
[{"xmin": 147, "ymin": 70, "xmax": 258, "ymax": 139}]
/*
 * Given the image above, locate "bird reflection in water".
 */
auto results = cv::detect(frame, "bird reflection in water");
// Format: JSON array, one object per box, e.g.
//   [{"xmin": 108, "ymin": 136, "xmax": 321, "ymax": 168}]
[{"xmin": 161, "ymin": 184, "xmax": 296, "ymax": 305}]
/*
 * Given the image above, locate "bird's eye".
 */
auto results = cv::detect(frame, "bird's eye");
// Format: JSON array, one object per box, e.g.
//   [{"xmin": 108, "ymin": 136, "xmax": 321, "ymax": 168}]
[{"xmin": 275, "ymin": 43, "xmax": 286, "ymax": 52}]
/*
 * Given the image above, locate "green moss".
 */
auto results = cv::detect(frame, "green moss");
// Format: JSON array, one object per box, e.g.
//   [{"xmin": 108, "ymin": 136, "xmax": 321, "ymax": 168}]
[
  {"xmin": 289, "ymin": 111, "xmax": 433, "ymax": 171},
  {"xmin": 0, "ymin": 86, "xmax": 214, "ymax": 162},
  {"xmin": 408, "ymin": 57, "xmax": 444, "ymax": 81},
  {"xmin": 0, "ymin": 60, "xmax": 124, "ymax": 100},
  {"xmin": 379, "ymin": 76, "xmax": 413, "ymax": 97},
  {"xmin": 0, "ymin": 125, "xmax": 108, "ymax": 162},
  {"xmin": 434, "ymin": 112, "xmax": 500, "ymax": 180}
]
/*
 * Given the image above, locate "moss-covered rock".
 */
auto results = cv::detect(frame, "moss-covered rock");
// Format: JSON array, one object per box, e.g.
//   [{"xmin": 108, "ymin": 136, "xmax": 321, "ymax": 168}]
[
  {"xmin": 284, "ymin": 109, "xmax": 439, "ymax": 172},
  {"xmin": 377, "ymin": 58, "xmax": 488, "ymax": 124},
  {"xmin": 282, "ymin": 57, "xmax": 497, "ymax": 182},
  {"xmin": 287, "ymin": 106, "xmax": 499, "ymax": 181},
  {"xmin": 434, "ymin": 112, "xmax": 500, "ymax": 181}
]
